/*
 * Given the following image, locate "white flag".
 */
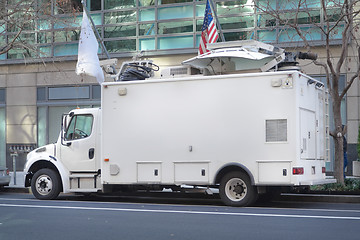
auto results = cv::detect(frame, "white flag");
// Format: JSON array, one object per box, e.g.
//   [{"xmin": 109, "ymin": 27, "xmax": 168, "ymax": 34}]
[{"xmin": 76, "ymin": 11, "xmax": 104, "ymax": 84}]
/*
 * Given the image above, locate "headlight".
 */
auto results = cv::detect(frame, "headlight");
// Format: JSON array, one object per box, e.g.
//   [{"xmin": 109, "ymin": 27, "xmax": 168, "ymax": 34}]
[{"xmin": 35, "ymin": 146, "xmax": 46, "ymax": 153}]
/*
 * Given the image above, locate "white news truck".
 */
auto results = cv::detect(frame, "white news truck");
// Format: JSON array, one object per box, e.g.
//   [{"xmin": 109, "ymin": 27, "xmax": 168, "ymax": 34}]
[{"xmin": 24, "ymin": 41, "xmax": 333, "ymax": 206}]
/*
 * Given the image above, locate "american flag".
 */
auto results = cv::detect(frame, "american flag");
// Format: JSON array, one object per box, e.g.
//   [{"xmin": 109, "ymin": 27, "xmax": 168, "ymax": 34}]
[{"xmin": 198, "ymin": 0, "xmax": 218, "ymax": 55}]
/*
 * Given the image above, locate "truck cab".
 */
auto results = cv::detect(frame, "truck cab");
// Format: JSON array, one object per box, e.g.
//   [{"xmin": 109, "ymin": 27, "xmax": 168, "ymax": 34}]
[{"xmin": 24, "ymin": 108, "xmax": 101, "ymax": 199}]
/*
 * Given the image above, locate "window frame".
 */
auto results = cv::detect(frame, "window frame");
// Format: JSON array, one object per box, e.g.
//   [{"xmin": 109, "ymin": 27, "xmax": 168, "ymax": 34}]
[{"xmin": 65, "ymin": 114, "xmax": 94, "ymax": 141}]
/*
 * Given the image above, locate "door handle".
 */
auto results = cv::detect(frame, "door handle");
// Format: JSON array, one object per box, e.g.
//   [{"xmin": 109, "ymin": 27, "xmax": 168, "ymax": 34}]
[{"xmin": 89, "ymin": 148, "xmax": 95, "ymax": 159}]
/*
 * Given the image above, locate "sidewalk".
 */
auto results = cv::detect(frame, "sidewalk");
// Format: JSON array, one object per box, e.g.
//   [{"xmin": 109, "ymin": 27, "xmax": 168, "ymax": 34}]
[
  {"xmin": 3, "ymin": 171, "xmax": 29, "ymax": 193},
  {"xmin": 280, "ymin": 193, "xmax": 360, "ymax": 204}
]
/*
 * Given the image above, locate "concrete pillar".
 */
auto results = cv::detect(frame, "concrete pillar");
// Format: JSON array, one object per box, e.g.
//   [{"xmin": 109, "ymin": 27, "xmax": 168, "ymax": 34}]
[{"xmin": 5, "ymin": 66, "xmax": 38, "ymax": 171}]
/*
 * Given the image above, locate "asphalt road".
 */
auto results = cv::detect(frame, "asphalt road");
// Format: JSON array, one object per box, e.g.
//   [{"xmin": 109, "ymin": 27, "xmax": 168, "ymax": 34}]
[{"xmin": 0, "ymin": 192, "xmax": 360, "ymax": 240}]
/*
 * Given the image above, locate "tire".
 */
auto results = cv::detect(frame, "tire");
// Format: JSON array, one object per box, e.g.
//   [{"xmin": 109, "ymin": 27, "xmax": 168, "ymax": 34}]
[
  {"xmin": 31, "ymin": 169, "xmax": 61, "ymax": 200},
  {"xmin": 219, "ymin": 171, "xmax": 258, "ymax": 207}
]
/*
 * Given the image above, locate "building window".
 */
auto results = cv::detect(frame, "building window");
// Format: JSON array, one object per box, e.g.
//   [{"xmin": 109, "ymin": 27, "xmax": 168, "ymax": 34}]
[
  {"xmin": 139, "ymin": 9, "xmax": 155, "ymax": 21},
  {"xmin": 37, "ymin": 85, "xmax": 100, "ymax": 145},
  {"xmin": 158, "ymin": 21, "xmax": 193, "ymax": 35},
  {"xmin": 255, "ymin": 0, "xmax": 344, "ymax": 44},
  {"xmin": 104, "ymin": 10, "xmax": 137, "ymax": 24},
  {"xmin": 0, "ymin": 89, "xmax": 5, "ymax": 103},
  {"xmin": 55, "ymin": 0, "xmax": 82, "ymax": 14},
  {"xmin": 140, "ymin": 0, "xmax": 155, "ymax": 7},
  {"xmin": 105, "ymin": 25, "xmax": 137, "ymax": 38},
  {"xmin": 48, "ymin": 86, "xmax": 90, "ymax": 100},
  {"xmin": 105, "ymin": 39, "xmax": 137, "ymax": 52},
  {"xmin": 104, "ymin": 0, "xmax": 136, "ymax": 10},
  {"xmin": 158, "ymin": 36, "xmax": 193, "ymax": 49},
  {"xmin": 158, "ymin": 5, "xmax": 193, "ymax": 20}
]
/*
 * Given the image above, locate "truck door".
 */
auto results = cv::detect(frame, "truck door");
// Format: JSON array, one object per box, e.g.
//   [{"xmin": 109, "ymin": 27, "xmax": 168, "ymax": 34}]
[
  {"xmin": 300, "ymin": 109, "xmax": 316, "ymax": 160},
  {"xmin": 61, "ymin": 114, "xmax": 96, "ymax": 172}
]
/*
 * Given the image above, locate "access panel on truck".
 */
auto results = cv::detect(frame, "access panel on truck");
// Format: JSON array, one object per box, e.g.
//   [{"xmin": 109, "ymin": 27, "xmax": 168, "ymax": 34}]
[{"xmin": 300, "ymin": 109, "xmax": 316, "ymax": 160}]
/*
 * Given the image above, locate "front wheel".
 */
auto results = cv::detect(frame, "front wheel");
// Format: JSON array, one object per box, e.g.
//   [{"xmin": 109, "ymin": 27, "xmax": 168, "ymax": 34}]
[
  {"xmin": 31, "ymin": 169, "xmax": 61, "ymax": 200},
  {"xmin": 219, "ymin": 171, "xmax": 257, "ymax": 207}
]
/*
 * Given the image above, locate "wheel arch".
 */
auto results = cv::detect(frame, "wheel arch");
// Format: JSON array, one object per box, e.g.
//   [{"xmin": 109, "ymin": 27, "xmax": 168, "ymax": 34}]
[
  {"xmin": 25, "ymin": 160, "xmax": 63, "ymax": 192},
  {"xmin": 214, "ymin": 163, "xmax": 255, "ymax": 185}
]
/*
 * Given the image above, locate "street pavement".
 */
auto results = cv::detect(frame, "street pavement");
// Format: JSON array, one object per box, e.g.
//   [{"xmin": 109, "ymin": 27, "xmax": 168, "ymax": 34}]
[
  {"xmin": 1, "ymin": 173, "xmax": 360, "ymax": 240},
  {"xmin": 0, "ymin": 192, "xmax": 359, "ymax": 240}
]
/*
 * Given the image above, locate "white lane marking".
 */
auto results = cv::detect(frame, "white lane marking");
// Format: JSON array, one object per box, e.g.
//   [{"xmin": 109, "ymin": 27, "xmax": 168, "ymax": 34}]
[
  {"xmin": 249, "ymin": 206, "xmax": 360, "ymax": 214},
  {"xmin": 0, "ymin": 203, "xmax": 360, "ymax": 220},
  {"xmin": 1, "ymin": 197, "xmax": 360, "ymax": 214}
]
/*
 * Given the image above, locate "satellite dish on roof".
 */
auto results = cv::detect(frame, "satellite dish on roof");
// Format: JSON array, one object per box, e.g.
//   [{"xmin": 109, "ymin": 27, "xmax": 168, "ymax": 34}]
[{"xmin": 182, "ymin": 40, "xmax": 286, "ymax": 74}]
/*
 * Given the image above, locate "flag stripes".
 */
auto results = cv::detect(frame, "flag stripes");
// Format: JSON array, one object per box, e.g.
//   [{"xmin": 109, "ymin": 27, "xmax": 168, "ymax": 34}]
[{"xmin": 198, "ymin": 0, "xmax": 219, "ymax": 55}]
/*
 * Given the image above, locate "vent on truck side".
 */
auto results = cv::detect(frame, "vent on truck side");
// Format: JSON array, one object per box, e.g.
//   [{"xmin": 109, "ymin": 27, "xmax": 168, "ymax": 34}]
[
  {"xmin": 170, "ymin": 67, "xmax": 188, "ymax": 75},
  {"xmin": 266, "ymin": 119, "xmax": 287, "ymax": 142},
  {"xmin": 161, "ymin": 66, "xmax": 200, "ymax": 78}
]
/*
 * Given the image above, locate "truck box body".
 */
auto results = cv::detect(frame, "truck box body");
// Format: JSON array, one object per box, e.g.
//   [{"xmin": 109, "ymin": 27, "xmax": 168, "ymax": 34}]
[
  {"xmin": 24, "ymin": 68, "xmax": 331, "ymax": 206},
  {"xmin": 101, "ymin": 70, "xmax": 328, "ymax": 187}
]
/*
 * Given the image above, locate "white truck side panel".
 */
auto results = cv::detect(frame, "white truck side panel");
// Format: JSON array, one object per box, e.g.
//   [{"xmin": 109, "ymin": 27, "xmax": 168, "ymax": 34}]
[
  {"xmin": 295, "ymin": 76, "xmax": 328, "ymax": 185},
  {"xmin": 100, "ymin": 71, "xmax": 325, "ymax": 186}
]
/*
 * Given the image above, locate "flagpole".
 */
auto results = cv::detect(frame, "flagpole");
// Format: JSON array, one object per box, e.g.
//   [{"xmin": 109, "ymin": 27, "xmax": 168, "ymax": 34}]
[
  {"xmin": 81, "ymin": 1, "xmax": 110, "ymax": 59},
  {"xmin": 208, "ymin": 0, "xmax": 225, "ymax": 42}
]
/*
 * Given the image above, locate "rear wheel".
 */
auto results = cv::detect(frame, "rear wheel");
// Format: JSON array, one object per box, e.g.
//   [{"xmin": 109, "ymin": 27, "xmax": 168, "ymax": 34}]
[
  {"xmin": 219, "ymin": 171, "xmax": 257, "ymax": 207},
  {"xmin": 31, "ymin": 169, "xmax": 61, "ymax": 200}
]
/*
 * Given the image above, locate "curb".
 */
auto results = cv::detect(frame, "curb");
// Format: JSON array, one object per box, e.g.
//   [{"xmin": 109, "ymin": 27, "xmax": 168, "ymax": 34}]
[
  {"xmin": 280, "ymin": 193, "xmax": 360, "ymax": 204},
  {"xmin": 2, "ymin": 187, "xmax": 30, "ymax": 194}
]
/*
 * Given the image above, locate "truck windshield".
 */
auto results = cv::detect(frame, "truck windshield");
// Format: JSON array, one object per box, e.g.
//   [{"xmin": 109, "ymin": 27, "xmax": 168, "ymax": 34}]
[{"xmin": 65, "ymin": 114, "xmax": 93, "ymax": 141}]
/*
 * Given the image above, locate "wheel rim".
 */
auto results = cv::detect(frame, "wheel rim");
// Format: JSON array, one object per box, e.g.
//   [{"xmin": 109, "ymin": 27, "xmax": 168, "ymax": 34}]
[
  {"xmin": 35, "ymin": 174, "xmax": 53, "ymax": 196},
  {"xmin": 224, "ymin": 177, "xmax": 247, "ymax": 202}
]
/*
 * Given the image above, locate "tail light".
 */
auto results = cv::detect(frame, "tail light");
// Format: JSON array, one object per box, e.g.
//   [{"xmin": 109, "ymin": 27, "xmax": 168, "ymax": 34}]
[
  {"xmin": 6, "ymin": 169, "xmax": 9, "ymax": 175},
  {"xmin": 322, "ymin": 167, "xmax": 326, "ymax": 173},
  {"xmin": 292, "ymin": 167, "xmax": 304, "ymax": 175}
]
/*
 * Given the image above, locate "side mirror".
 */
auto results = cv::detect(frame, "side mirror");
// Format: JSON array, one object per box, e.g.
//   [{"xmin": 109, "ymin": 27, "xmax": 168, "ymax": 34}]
[{"xmin": 61, "ymin": 113, "xmax": 71, "ymax": 147}]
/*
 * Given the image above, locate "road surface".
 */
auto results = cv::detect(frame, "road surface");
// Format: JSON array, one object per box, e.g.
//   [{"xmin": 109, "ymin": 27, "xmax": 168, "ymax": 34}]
[{"xmin": 0, "ymin": 192, "xmax": 359, "ymax": 240}]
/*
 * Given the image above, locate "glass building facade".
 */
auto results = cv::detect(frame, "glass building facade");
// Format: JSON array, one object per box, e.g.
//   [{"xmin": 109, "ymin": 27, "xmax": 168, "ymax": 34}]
[{"xmin": 0, "ymin": 0, "xmax": 344, "ymax": 62}]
